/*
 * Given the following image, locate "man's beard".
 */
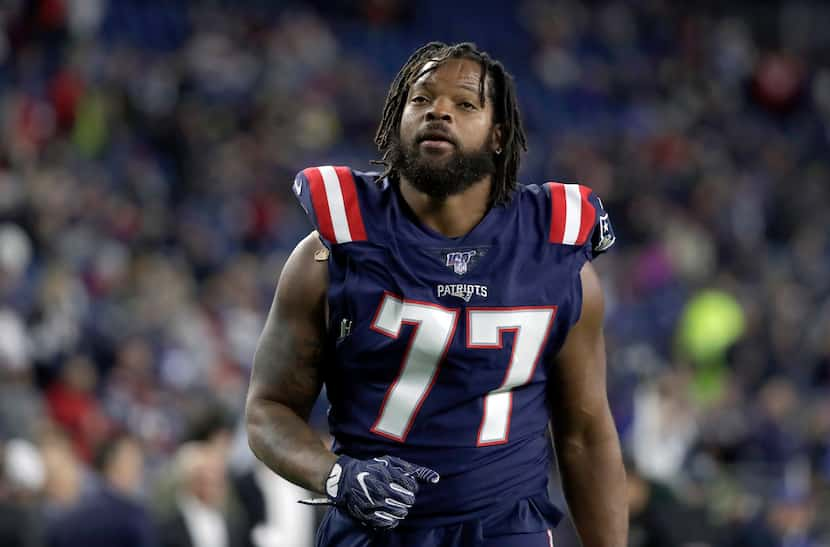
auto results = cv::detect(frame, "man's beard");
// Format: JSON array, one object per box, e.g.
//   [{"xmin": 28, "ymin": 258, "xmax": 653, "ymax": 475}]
[{"xmin": 389, "ymin": 136, "xmax": 496, "ymax": 200}]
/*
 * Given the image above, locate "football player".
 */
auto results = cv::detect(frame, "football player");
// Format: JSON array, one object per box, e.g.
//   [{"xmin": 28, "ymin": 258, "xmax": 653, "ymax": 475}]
[{"xmin": 246, "ymin": 42, "xmax": 626, "ymax": 547}]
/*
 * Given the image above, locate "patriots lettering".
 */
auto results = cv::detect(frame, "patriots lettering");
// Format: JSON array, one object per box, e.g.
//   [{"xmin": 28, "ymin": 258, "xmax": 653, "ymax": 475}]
[{"xmin": 436, "ymin": 284, "xmax": 488, "ymax": 302}]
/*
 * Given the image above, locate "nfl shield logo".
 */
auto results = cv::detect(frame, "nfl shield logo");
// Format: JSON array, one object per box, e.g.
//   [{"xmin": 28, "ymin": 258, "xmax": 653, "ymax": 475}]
[{"xmin": 446, "ymin": 250, "xmax": 476, "ymax": 275}]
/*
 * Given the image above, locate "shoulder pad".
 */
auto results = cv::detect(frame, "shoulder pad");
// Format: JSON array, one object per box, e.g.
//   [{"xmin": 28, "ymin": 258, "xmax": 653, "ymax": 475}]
[
  {"xmin": 545, "ymin": 182, "xmax": 615, "ymax": 258},
  {"xmin": 292, "ymin": 166, "xmax": 368, "ymax": 246}
]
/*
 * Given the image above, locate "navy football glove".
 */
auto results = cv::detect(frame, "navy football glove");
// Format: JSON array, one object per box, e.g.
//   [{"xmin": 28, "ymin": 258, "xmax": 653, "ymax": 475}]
[{"xmin": 303, "ymin": 455, "xmax": 439, "ymax": 529}]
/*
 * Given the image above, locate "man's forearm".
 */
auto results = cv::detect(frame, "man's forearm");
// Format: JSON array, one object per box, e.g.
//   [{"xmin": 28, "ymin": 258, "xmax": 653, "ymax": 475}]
[
  {"xmin": 246, "ymin": 398, "xmax": 337, "ymax": 494},
  {"xmin": 555, "ymin": 416, "xmax": 628, "ymax": 547}
]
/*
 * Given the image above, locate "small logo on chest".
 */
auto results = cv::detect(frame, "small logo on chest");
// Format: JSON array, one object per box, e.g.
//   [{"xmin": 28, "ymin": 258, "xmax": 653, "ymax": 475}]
[
  {"xmin": 434, "ymin": 247, "xmax": 487, "ymax": 277},
  {"xmin": 445, "ymin": 250, "xmax": 476, "ymax": 275}
]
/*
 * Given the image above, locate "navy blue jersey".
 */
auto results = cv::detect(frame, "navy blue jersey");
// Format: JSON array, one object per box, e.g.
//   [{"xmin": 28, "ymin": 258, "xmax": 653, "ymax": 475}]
[{"xmin": 292, "ymin": 166, "xmax": 614, "ymax": 530}]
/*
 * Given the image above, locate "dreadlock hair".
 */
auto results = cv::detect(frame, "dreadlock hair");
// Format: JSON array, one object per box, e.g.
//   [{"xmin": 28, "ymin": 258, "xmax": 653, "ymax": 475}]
[{"xmin": 373, "ymin": 42, "xmax": 527, "ymax": 206}]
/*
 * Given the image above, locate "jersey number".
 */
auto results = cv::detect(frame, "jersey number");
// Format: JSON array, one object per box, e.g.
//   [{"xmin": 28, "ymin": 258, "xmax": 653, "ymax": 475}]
[{"xmin": 369, "ymin": 293, "xmax": 555, "ymax": 445}]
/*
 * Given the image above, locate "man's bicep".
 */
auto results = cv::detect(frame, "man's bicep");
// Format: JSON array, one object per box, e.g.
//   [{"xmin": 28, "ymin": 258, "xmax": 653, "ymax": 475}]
[
  {"xmin": 549, "ymin": 262, "xmax": 609, "ymax": 435},
  {"xmin": 248, "ymin": 232, "xmax": 329, "ymax": 418}
]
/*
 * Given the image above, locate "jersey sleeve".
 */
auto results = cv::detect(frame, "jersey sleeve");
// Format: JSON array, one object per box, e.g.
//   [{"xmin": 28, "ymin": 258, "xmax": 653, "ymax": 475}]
[
  {"xmin": 292, "ymin": 166, "xmax": 368, "ymax": 247},
  {"xmin": 545, "ymin": 182, "xmax": 616, "ymax": 260}
]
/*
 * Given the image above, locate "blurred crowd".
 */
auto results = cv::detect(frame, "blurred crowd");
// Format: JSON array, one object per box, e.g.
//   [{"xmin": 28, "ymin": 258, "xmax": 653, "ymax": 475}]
[{"xmin": 0, "ymin": 0, "xmax": 829, "ymax": 546}]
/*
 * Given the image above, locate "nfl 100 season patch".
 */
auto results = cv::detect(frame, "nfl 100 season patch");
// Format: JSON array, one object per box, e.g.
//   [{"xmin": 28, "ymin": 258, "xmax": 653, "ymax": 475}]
[
  {"xmin": 445, "ymin": 250, "xmax": 476, "ymax": 275},
  {"xmin": 433, "ymin": 247, "xmax": 488, "ymax": 276}
]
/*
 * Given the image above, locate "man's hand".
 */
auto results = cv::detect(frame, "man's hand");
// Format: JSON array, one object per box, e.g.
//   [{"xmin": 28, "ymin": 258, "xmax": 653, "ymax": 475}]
[{"xmin": 315, "ymin": 455, "xmax": 440, "ymax": 529}]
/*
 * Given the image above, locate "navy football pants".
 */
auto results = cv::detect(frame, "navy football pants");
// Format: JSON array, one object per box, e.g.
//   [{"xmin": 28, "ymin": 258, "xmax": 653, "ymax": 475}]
[{"xmin": 316, "ymin": 508, "xmax": 556, "ymax": 547}]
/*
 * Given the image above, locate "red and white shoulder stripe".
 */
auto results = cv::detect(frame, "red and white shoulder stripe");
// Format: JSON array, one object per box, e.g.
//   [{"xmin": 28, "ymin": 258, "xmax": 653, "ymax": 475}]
[
  {"xmin": 301, "ymin": 166, "xmax": 367, "ymax": 244},
  {"xmin": 545, "ymin": 182, "xmax": 596, "ymax": 246}
]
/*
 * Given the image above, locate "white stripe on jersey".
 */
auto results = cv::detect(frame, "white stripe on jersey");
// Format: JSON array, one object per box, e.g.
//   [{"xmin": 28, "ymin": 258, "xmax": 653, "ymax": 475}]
[
  {"xmin": 319, "ymin": 165, "xmax": 352, "ymax": 243},
  {"xmin": 562, "ymin": 184, "xmax": 583, "ymax": 245}
]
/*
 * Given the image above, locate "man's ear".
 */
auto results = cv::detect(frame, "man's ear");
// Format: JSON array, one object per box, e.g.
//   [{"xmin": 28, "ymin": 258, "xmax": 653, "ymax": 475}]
[{"xmin": 491, "ymin": 123, "xmax": 504, "ymax": 154}]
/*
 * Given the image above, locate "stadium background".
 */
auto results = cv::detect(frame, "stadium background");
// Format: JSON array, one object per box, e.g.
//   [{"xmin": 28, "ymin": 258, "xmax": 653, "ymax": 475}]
[{"xmin": 1, "ymin": 0, "xmax": 829, "ymax": 545}]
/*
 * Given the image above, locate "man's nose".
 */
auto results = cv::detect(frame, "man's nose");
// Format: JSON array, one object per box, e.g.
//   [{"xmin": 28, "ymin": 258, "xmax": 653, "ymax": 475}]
[{"xmin": 425, "ymin": 98, "xmax": 452, "ymax": 122}]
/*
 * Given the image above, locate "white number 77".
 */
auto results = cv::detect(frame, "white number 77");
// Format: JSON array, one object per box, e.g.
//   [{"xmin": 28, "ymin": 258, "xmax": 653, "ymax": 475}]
[{"xmin": 370, "ymin": 293, "xmax": 555, "ymax": 446}]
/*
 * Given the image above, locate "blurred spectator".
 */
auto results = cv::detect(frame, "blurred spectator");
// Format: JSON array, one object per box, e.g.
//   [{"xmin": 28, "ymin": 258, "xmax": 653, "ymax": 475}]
[
  {"xmin": 627, "ymin": 461, "xmax": 725, "ymax": 547},
  {"xmin": 0, "ymin": 438, "xmax": 46, "ymax": 547},
  {"xmin": 46, "ymin": 433, "xmax": 156, "ymax": 547},
  {"xmin": 157, "ymin": 442, "xmax": 250, "ymax": 547},
  {"xmin": 0, "ymin": 223, "xmax": 32, "ymax": 304},
  {"xmin": 741, "ymin": 379, "xmax": 804, "ymax": 474},
  {"xmin": 45, "ymin": 353, "xmax": 111, "ymax": 462},
  {"xmin": 39, "ymin": 427, "xmax": 82, "ymax": 514},
  {"xmin": 630, "ymin": 369, "xmax": 699, "ymax": 482},
  {"xmin": 104, "ymin": 337, "xmax": 179, "ymax": 455},
  {"xmin": 27, "ymin": 263, "xmax": 89, "ymax": 367},
  {"xmin": 178, "ymin": 402, "xmax": 318, "ymax": 547},
  {"xmin": 0, "ymin": 308, "xmax": 44, "ymax": 441},
  {"xmin": 729, "ymin": 490, "xmax": 821, "ymax": 547}
]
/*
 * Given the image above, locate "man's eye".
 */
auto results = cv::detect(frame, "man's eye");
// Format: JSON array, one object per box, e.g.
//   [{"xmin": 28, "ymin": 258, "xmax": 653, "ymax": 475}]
[
  {"xmin": 411, "ymin": 96, "xmax": 429, "ymax": 104},
  {"xmin": 460, "ymin": 102, "xmax": 476, "ymax": 110}
]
